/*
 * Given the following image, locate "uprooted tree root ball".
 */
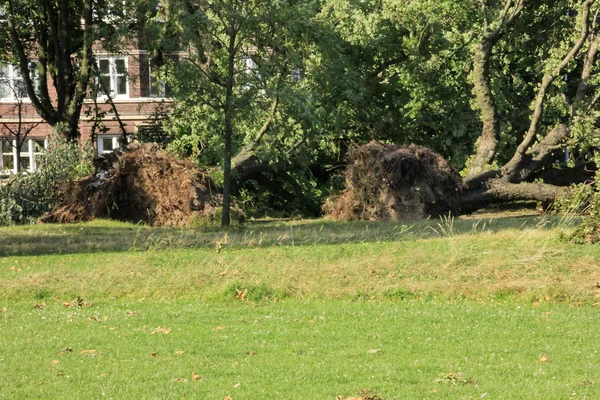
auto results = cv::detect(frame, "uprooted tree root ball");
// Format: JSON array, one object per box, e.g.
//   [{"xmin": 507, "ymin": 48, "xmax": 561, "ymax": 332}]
[
  {"xmin": 42, "ymin": 143, "xmax": 221, "ymax": 226},
  {"xmin": 324, "ymin": 141, "xmax": 463, "ymax": 221}
]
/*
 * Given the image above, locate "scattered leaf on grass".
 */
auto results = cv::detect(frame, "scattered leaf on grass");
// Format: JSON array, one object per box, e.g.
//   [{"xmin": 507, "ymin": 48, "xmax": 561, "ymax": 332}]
[
  {"xmin": 109, "ymin": 327, "xmax": 117, "ymax": 331},
  {"xmin": 192, "ymin": 373, "xmax": 201, "ymax": 381},
  {"xmin": 213, "ymin": 326, "xmax": 226, "ymax": 331},
  {"xmin": 125, "ymin": 311, "xmax": 138, "ymax": 317},
  {"xmin": 80, "ymin": 349, "xmax": 100, "ymax": 357},
  {"xmin": 175, "ymin": 350, "xmax": 185, "ymax": 355},
  {"xmin": 50, "ymin": 360, "xmax": 59, "ymax": 365},
  {"xmin": 337, "ymin": 395, "xmax": 382, "ymax": 400},
  {"xmin": 435, "ymin": 372, "xmax": 476, "ymax": 386},
  {"xmin": 223, "ymin": 396, "xmax": 233, "ymax": 400},
  {"xmin": 33, "ymin": 303, "xmax": 46, "ymax": 310},
  {"xmin": 1, "ymin": 307, "xmax": 7, "ymax": 313},
  {"xmin": 538, "ymin": 355, "xmax": 549, "ymax": 362},
  {"xmin": 151, "ymin": 327, "xmax": 172, "ymax": 335},
  {"xmin": 59, "ymin": 347, "xmax": 73, "ymax": 354},
  {"xmin": 367, "ymin": 349, "xmax": 381, "ymax": 354},
  {"xmin": 151, "ymin": 352, "xmax": 161, "ymax": 358},
  {"xmin": 233, "ymin": 383, "xmax": 241, "ymax": 388},
  {"xmin": 235, "ymin": 289, "xmax": 247, "ymax": 301}
]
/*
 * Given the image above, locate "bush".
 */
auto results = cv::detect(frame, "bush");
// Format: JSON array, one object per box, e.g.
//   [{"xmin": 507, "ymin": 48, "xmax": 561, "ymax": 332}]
[{"xmin": 0, "ymin": 134, "xmax": 94, "ymax": 226}]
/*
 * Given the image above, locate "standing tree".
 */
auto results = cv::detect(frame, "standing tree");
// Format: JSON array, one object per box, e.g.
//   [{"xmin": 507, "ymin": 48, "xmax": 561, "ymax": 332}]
[
  {"xmin": 0, "ymin": 0, "xmax": 134, "ymax": 142},
  {"xmin": 153, "ymin": 0, "xmax": 320, "ymax": 225}
]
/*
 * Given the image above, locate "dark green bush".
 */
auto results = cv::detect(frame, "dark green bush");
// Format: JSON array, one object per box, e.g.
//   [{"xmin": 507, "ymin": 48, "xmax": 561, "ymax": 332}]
[{"xmin": 0, "ymin": 134, "xmax": 94, "ymax": 225}]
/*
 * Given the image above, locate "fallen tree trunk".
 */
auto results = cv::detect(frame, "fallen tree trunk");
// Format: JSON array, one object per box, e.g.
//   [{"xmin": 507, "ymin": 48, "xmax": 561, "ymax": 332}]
[{"xmin": 459, "ymin": 179, "xmax": 568, "ymax": 215}]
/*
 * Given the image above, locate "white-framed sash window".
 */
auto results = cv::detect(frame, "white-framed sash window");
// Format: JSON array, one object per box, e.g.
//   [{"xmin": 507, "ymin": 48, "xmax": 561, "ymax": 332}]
[
  {"xmin": 97, "ymin": 135, "xmax": 120, "ymax": 155},
  {"xmin": 97, "ymin": 56, "xmax": 129, "ymax": 99},
  {"xmin": 0, "ymin": 62, "xmax": 38, "ymax": 101},
  {"xmin": 0, "ymin": 137, "xmax": 46, "ymax": 173}
]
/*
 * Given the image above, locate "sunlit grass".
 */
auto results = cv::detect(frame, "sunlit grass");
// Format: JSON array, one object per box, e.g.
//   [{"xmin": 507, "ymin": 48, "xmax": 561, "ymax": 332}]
[
  {"xmin": 2, "ymin": 300, "xmax": 600, "ymax": 399},
  {"xmin": 0, "ymin": 216, "xmax": 595, "ymax": 303},
  {"xmin": 2, "ymin": 216, "xmax": 600, "ymax": 399}
]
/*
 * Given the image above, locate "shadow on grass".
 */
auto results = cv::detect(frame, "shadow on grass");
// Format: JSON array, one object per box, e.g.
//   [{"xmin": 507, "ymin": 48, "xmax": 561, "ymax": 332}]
[{"xmin": 0, "ymin": 215, "xmax": 568, "ymax": 257}]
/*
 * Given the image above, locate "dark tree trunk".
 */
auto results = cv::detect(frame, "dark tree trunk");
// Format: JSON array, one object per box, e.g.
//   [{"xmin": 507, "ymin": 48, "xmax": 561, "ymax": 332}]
[
  {"xmin": 221, "ymin": 26, "xmax": 237, "ymax": 227},
  {"xmin": 460, "ymin": 180, "xmax": 568, "ymax": 215}
]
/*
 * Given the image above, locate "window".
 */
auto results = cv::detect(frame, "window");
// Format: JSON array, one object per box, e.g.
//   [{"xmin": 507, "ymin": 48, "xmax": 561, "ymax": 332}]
[
  {"xmin": 97, "ymin": 57, "xmax": 128, "ymax": 98},
  {"xmin": 0, "ymin": 139, "xmax": 14, "ymax": 173},
  {"xmin": 140, "ymin": 54, "xmax": 171, "ymax": 98},
  {"xmin": 97, "ymin": 135, "xmax": 127, "ymax": 155},
  {"xmin": 0, "ymin": 138, "xmax": 46, "ymax": 173},
  {"xmin": 0, "ymin": 62, "xmax": 38, "ymax": 101}
]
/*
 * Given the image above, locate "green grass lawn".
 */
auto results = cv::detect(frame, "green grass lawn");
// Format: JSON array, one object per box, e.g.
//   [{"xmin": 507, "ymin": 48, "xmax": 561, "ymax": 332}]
[{"xmin": 2, "ymin": 216, "xmax": 600, "ymax": 399}]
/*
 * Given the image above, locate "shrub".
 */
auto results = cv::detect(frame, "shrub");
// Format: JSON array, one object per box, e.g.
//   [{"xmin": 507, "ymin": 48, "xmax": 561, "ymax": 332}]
[{"xmin": 0, "ymin": 134, "xmax": 94, "ymax": 225}]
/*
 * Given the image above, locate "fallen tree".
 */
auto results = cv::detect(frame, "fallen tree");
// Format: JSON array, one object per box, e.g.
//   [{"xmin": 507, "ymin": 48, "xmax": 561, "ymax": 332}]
[
  {"xmin": 42, "ymin": 143, "xmax": 221, "ymax": 226},
  {"xmin": 461, "ymin": 0, "xmax": 599, "ymax": 210},
  {"xmin": 323, "ymin": 142, "xmax": 462, "ymax": 221}
]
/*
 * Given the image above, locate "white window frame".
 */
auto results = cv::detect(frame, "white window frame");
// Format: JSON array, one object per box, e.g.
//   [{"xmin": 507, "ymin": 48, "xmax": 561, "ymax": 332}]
[
  {"xmin": 96, "ymin": 56, "xmax": 129, "ymax": 99},
  {"xmin": 0, "ymin": 62, "xmax": 38, "ymax": 102},
  {"xmin": 97, "ymin": 135, "xmax": 121, "ymax": 155},
  {"xmin": 0, "ymin": 137, "xmax": 46, "ymax": 174}
]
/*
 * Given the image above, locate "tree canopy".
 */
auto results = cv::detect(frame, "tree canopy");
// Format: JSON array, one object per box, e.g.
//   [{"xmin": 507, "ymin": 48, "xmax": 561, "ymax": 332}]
[{"xmin": 4, "ymin": 0, "xmax": 600, "ymax": 223}]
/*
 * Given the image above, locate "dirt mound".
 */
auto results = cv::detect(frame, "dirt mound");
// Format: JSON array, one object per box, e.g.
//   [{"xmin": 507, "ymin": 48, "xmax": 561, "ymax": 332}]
[
  {"xmin": 324, "ymin": 141, "xmax": 462, "ymax": 221},
  {"xmin": 42, "ymin": 143, "xmax": 221, "ymax": 226}
]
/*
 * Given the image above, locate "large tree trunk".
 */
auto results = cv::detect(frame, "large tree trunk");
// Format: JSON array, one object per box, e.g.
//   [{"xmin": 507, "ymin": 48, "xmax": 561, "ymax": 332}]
[
  {"xmin": 461, "ymin": 1, "xmax": 596, "ymax": 213},
  {"xmin": 460, "ymin": 179, "xmax": 568, "ymax": 215},
  {"xmin": 467, "ymin": 0, "xmax": 524, "ymax": 177},
  {"xmin": 468, "ymin": 39, "xmax": 501, "ymax": 176}
]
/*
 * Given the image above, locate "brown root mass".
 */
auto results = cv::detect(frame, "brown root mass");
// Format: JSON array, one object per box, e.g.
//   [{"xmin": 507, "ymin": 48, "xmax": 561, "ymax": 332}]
[
  {"xmin": 324, "ymin": 141, "xmax": 463, "ymax": 221},
  {"xmin": 42, "ymin": 143, "xmax": 221, "ymax": 226}
]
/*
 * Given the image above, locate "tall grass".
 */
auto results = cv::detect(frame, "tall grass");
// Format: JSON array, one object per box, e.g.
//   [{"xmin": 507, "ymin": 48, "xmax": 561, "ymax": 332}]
[{"xmin": 0, "ymin": 215, "xmax": 596, "ymax": 303}]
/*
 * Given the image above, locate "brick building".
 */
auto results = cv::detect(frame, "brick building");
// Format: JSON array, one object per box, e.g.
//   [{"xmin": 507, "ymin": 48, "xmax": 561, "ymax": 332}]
[{"xmin": 0, "ymin": 37, "xmax": 172, "ymax": 174}]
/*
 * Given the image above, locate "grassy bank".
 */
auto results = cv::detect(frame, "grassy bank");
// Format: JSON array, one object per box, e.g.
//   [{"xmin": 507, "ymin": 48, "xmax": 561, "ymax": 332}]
[
  {"xmin": 0, "ymin": 216, "xmax": 597, "ymax": 303},
  {"xmin": 2, "ymin": 216, "xmax": 600, "ymax": 399}
]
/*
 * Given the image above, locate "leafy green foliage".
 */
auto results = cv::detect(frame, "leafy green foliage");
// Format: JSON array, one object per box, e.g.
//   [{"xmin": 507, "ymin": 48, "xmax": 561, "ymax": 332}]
[{"xmin": 0, "ymin": 134, "xmax": 94, "ymax": 225}]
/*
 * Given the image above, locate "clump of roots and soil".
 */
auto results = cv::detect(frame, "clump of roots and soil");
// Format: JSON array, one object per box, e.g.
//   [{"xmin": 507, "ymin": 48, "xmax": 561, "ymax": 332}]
[
  {"xmin": 324, "ymin": 141, "xmax": 463, "ymax": 221},
  {"xmin": 43, "ymin": 143, "xmax": 221, "ymax": 226}
]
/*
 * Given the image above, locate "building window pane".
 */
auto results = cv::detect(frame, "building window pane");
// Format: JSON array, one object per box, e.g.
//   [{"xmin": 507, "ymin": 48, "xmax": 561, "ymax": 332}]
[
  {"xmin": 99, "ymin": 59, "xmax": 110, "ymax": 74},
  {"xmin": 97, "ymin": 57, "xmax": 128, "ymax": 98},
  {"xmin": 102, "ymin": 137, "xmax": 115, "ymax": 152},
  {"xmin": 115, "ymin": 59, "xmax": 126, "ymax": 74},
  {"xmin": 117, "ymin": 76, "xmax": 127, "ymax": 95},
  {"xmin": 20, "ymin": 155, "xmax": 30, "ymax": 171},
  {"xmin": 34, "ymin": 140, "xmax": 45, "ymax": 151},
  {"xmin": 2, "ymin": 155, "xmax": 14, "ymax": 171},
  {"xmin": 1, "ymin": 139, "xmax": 12, "ymax": 153},
  {"xmin": 0, "ymin": 63, "xmax": 37, "ymax": 100}
]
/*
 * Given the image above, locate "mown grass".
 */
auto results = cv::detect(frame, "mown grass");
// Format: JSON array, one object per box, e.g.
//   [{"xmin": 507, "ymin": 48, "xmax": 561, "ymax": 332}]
[
  {"xmin": 2, "ymin": 300, "xmax": 600, "ymax": 399},
  {"xmin": 2, "ymin": 215, "xmax": 600, "ymax": 399}
]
